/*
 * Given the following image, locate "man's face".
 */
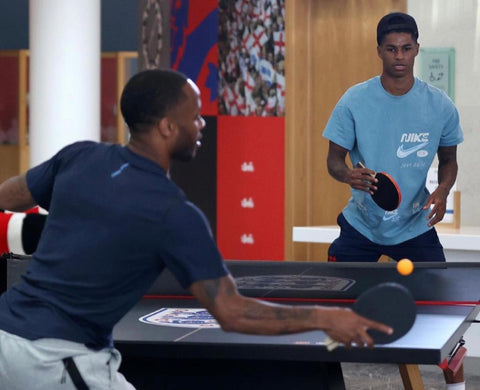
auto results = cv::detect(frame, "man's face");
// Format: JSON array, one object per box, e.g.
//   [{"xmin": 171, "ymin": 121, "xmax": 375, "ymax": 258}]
[
  {"xmin": 377, "ymin": 32, "xmax": 419, "ymax": 78},
  {"xmin": 169, "ymin": 79, "xmax": 206, "ymax": 161}
]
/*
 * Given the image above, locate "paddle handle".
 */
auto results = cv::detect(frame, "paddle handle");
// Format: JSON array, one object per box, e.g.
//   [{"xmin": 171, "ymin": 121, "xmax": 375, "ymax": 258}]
[
  {"xmin": 357, "ymin": 162, "xmax": 376, "ymax": 177},
  {"xmin": 324, "ymin": 336, "xmax": 340, "ymax": 351}
]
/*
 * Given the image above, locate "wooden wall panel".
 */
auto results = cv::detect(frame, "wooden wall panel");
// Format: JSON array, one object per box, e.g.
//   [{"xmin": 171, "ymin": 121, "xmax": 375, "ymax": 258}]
[
  {"xmin": 0, "ymin": 146, "xmax": 20, "ymax": 184},
  {"xmin": 285, "ymin": 0, "xmax": 314, "ymax": 261},
  {"xmin": 285, "ymin": 0, "xmax": 406, "ymax": 261},
  {"xmin": 0, "ymin": 50, "xmax": 29, "ymax": 183}
]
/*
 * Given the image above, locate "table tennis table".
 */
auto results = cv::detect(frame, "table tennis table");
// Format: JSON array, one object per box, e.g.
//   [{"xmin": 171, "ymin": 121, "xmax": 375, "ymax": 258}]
[
  {"xmin": 1, "ymin": 254, "xmax": 478, "ymax": 389},
  {"xmin": 113, "ymin": 260, "xmax": 480, "ymax": 390}
]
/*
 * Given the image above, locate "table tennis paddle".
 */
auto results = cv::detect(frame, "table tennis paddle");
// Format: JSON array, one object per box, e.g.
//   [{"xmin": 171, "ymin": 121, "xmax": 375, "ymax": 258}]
[
  {"xmin": 325, "ymin": 282, "xmax": 417, "ymax": 351},
  {"xmin": 358, "ymin": 162, "xmax": 401, "ymax": 211}
]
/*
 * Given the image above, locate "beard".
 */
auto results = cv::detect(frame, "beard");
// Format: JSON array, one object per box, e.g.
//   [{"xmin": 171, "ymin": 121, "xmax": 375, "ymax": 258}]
[
  {"xmin": 172, "ymin": 143, "xmax": 197, "ymax": 162},
  {"xmin": 172, "ymin": 125, "xmax": 201, "ymax": 162}
]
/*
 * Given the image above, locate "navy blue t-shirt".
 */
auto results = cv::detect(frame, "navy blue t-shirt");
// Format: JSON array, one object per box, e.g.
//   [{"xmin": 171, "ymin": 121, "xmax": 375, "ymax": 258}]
[{"xmin": 0, "ymin": 141, "xmax": 228, "ymax": 348}]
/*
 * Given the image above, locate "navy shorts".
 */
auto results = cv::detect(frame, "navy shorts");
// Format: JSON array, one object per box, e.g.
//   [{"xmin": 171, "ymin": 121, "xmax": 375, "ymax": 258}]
[{"xmin": 328, "ymin": 213, "xmax": 445, "ymax": 262}]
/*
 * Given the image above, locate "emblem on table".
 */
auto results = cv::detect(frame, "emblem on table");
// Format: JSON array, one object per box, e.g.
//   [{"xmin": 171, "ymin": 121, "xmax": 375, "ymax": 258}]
[
  {"xmin": 139, "ymin": 308, "xmax": 219, "ymax": 328},
  {"xmin": 235, "ymin": 275, "xmax": 355, "ymax": 291}
]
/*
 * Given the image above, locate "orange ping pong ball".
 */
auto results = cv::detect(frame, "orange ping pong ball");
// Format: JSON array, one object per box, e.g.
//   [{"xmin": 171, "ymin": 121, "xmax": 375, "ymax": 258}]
[{"xmin": 397, "ymin": 258, "xmax": 414, "ymax": 276}]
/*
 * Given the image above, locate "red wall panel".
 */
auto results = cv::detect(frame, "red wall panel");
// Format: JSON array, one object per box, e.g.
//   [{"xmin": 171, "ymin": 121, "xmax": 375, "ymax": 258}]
[{"xmin": 217, "ymin": 116, "xmax": 284, "ymax": 260}]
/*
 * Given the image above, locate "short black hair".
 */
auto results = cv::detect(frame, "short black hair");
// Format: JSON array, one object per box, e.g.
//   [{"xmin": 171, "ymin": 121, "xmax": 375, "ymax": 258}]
[
  {"xmin": 120, "ymin": 69, "xmax": 188, "ymax": 132},
  {"xmin": 377, "ymin": 12, "xmax": 419, "ymax": 46}
]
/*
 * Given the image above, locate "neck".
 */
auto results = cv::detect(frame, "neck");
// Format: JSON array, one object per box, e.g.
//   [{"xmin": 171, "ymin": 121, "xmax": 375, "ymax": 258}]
[
  {"xmin": 380, "ymin": 74, "xmax": 415, "ymax": 96},
  {"xmin": 127, "ymin": 136, "xmax": 170, "ymax": 173}
]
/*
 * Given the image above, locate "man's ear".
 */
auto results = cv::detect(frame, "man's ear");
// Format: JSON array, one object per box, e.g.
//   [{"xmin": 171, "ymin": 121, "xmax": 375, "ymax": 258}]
[
  {"xmin": 157, "ymin": 117, "xmax": 176, "ymax": 137},
  {"xmin": 414, "ymin": 42, "xmax": 420, "ymax": 57}
]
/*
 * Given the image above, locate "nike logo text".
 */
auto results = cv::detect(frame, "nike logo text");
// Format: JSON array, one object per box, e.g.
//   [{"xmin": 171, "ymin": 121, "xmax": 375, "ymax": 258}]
[{"xmin": 400, "ymin": 133, "xmax": 429, "ymax": 142}]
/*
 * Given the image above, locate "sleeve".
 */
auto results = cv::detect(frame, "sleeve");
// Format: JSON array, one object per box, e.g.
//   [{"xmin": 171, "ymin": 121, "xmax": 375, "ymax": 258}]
[
  {"xmin": 25, "ymin": 141, "xmax": 95, "ymax": 210},
  {"xmin": 439, "ymin": 96, "xmax": 464, "ymax": 147},
  {"xmin": 322, "ymin": 99, "xmax": 356, "ymax": 151},
  {"xmin": 26, "ymin": 156, "xmax": 60, "ymax": 211},
  {"xmin": 159, "ymin": 200, "xmax": 229, "ymax": 289}
]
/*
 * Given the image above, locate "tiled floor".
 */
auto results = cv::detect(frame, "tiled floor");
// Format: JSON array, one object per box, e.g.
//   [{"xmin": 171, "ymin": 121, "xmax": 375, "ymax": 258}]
[{"xmin": 341, "ymin": 357, "xmax": 480, "ymax": 389}]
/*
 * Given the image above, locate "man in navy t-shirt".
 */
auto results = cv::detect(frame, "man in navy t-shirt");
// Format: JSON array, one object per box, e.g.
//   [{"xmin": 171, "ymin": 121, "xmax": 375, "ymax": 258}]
[{"xmin": 0, "ymin": 69, "xmax": 391, "ymax": 389}]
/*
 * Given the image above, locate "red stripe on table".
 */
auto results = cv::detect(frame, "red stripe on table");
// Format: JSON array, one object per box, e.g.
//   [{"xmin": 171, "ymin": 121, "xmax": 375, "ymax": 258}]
[{"xmin": 142, "ymin": 295, "xmax": 479, "ymax": 306}]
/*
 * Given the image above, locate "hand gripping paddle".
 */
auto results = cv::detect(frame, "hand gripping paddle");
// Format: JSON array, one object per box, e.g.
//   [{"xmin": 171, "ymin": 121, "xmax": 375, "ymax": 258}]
[
  {"xmin": 358, "ymin": 162, "xmax": 402, "ymax": 211},
  {"xmin": 325, "ymin": 282, "xmax": 417, "ymax": 351}
]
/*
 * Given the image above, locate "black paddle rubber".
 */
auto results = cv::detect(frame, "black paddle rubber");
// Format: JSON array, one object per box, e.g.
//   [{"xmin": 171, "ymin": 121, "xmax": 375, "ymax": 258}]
[
  {"xmin": 353, "ymin": 282, "xmax": 416, "ymax": 344},
  {"xmin": 372, "ymin": 172, "xmax": 401, "ymax": 211}
]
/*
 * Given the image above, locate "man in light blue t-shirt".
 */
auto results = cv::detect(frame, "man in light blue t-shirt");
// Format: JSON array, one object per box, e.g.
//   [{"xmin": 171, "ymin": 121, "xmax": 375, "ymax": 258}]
[{"xmin": 323, "ymin": 12, "xmax": 464, "ymax": 389}]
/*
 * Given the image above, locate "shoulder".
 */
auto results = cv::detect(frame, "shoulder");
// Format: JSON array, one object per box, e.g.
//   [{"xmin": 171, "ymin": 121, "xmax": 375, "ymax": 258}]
[
  {"xmin": 341, "ymin": 76, "xmax": 380, "ymax": 102},
  {"xmin": 55, "ymin": 141, "xmax": 102, "ymax": 159},
  {"xmin": 413, "ymin": 78, "xmax": 454, "ymax": 104},
  {"xmin": 55, "ymin": 141, "xmax": 121, "ymax": 163},
  {"xmin": 165, "ymin": 199, "xmax": 214, "ymax": 235},
  {"xmin": 60, "ymin": 140, "xmax": 99, "ymax": 152},
  {"xmin": 168, "ymin": 200, "xmax": 209, "ymax": 225}
]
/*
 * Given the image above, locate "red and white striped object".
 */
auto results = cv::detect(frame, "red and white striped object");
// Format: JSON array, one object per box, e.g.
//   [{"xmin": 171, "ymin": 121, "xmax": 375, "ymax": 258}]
[{"xmin": 0, "ymin": 208, "xmax": 47, "ymax": 255}]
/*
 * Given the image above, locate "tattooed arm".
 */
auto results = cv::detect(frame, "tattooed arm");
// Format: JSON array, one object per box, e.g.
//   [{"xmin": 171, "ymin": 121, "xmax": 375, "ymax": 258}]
[
  {"xmin": 190, "ymin": 274, "xmax": 392, "ymax": 349},
  {"xmin": 0, "ymin": 174, "xmax": 37, "ymax": 212}
]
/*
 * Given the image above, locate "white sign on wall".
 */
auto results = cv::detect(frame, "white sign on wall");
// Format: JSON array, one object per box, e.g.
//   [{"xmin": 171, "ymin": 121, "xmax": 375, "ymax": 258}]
[{"xmin": 419, "ymin": 47, "xmax": 456, "ymax": 101}]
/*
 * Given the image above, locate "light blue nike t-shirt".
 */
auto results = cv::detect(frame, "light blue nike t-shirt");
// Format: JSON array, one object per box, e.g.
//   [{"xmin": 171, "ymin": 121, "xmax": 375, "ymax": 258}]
[{"xmin": 323, "ymin": 76, "xmax": 463, "ymax": 245}]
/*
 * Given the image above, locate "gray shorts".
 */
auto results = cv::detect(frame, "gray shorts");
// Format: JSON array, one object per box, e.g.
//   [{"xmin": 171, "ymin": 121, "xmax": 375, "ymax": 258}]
[{"xmin": 0, "ymin": 329, "xmax": 135, "ymax": 390}]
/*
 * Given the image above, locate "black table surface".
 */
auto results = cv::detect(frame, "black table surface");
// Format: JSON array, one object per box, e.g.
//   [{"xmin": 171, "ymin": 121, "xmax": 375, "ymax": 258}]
[
  {"xmin": 4, "ymin": 256, "xmax": 479, "ymax": 389},
  {"xmin": 113, "ymin": 261, "xmax": 480, "ymax": 365}
]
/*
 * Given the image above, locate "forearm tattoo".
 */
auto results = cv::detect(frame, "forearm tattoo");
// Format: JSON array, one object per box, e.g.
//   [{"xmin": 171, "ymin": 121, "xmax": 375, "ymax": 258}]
[
  {"xmin": 245, "ymin": 304, "xmax": 314, "ymax": 322},
  {"xmin": 200, "ymin": 279, "xmax": 222, "ymax": 307}
]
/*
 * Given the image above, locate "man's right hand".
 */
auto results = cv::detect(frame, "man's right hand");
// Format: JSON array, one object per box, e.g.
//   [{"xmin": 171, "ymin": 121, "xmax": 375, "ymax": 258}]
[
  {"xmin": 347, "ymin": 165, "xmax": 378, "ymax": 194},
  {"xmin": 321, "ymin": 306, "xmax": 393, "ymax": 349}
]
